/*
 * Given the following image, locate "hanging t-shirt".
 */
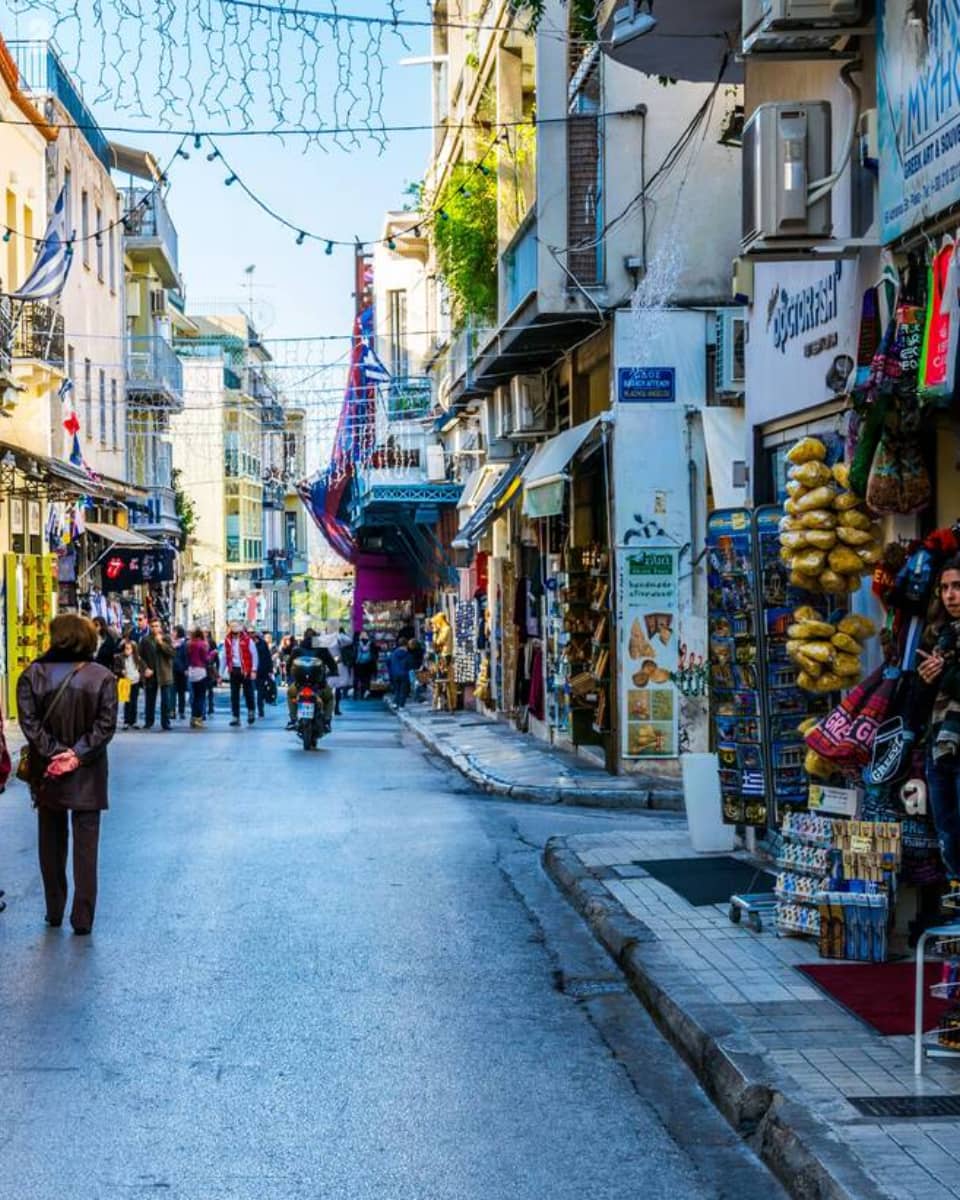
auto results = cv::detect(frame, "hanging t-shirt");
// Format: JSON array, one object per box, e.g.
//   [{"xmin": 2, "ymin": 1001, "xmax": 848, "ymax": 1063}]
[{"xmin": 919, "ymin": 241, "xmax": 955, "ymax": 398}]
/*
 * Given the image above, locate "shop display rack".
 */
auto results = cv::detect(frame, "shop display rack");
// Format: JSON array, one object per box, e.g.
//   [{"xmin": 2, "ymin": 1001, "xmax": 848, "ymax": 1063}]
[{"xmin": 914, "ymin": 923, "xmax": 960, "ymax": 1076}]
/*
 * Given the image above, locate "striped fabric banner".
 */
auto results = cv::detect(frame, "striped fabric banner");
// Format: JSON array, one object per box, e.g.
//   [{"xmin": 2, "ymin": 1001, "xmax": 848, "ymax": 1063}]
[{"xmin": 9, "ymin": 185, "xmax": 74, "ymax": 301}]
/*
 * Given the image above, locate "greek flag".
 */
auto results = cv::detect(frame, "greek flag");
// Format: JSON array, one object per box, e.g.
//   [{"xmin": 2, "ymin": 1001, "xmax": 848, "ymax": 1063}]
[
  {"xmin": 9, "ymin": 186, "xmax": 73, "ymax": 301},
  {"xmin": 358, "ymin": 341, "xmax": 391, "ymax": 386}
]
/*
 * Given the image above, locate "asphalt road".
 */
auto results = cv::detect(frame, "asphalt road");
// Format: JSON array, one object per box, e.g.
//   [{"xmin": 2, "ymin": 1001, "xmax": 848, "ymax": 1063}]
[{"xmin": 0, "ymin": 696, "xmax": 785, "ymax": 1200}]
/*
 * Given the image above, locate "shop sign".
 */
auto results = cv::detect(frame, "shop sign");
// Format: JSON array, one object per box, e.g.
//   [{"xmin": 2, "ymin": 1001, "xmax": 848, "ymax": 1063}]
[
  {"xmin": 617, "ymin": 366, "xmax": 675, "ymax": 403},
  {"xmin": 879, "ymin": 0, "xmax": 960, "ymax": 241},
  {"xmin": 100, "ymin": 546, "xmax": 176, "ymax": 591},
  {"xmin": 619, "ymin": 546, "xmax": 680, "ymax": 759},
  {"xmin": 746, "ymin": 258, "xmax": 862, "ymax": 427}
]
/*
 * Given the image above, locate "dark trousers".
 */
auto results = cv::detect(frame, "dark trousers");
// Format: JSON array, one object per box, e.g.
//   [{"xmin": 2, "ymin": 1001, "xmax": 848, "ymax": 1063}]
[
  {"xmin": 123, "ymin": 682, "xmax": 141, "ymax": 727},
  {"xmin": 38, "ymin": 807, "xmax": 101, "ymax": 931},
  {"xmin": 173, "ymin": 671, "xmax": 188, "ymax": 718},
  {"xmin": 207, "ymin": 676, "xmax": 216, "ymax": 714},
  {"xmin": 392, "ymin": 674, "xmax": 410, "ymax": 707},
  {"xmin": 355, "ymin": 664, "xmax": 374, "ymax": 698},
  {"xmin": 144, "ymin": 680, "xmax": 174, "ymax": 728},
  {"xmin": 255, "ymin": 676, "xmax": 269, "ymax": 717},
  {"xmin": 927, "ymin": 751, "xmax": 960, "ymax": 882},
  {"xmin": 230, "ymin": 670, "xmax": 255, "ymax": 718},
  {"xmin": 190, "ymin": 678, "xmax": 207, "ymax": 720}
]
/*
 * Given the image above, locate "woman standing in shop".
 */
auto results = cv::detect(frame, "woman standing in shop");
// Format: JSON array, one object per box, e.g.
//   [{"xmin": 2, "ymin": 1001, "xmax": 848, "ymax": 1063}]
[
  {"xmin": 17, "ymin": 614, "xmax": 118, "ymax": 935},
  {"xmin": 917, "ymin": 556, "xmax": 960, "ymax": 910}
]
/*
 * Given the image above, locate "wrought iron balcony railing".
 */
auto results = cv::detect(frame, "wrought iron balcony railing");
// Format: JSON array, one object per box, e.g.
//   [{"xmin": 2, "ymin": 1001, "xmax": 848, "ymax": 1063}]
[
  {"xmin": 10, "ymin": 300, "xmax": 65, "ymax": 367},
  {"xmin": 127, "ymin": 335, "xmax": 183, "ymax": 402}
]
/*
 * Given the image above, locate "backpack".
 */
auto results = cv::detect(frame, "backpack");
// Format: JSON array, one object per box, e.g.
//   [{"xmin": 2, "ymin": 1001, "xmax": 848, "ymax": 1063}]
[
  {"xmin": 357, "ymin": 642, "xmax": 372, "ymax": 665},
  {"xmin": 341, "ymin": 641, "xmax": 356, "ymax": 669}
]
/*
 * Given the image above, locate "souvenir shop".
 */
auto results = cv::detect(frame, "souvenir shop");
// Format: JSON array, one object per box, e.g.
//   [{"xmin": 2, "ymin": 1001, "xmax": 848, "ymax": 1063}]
[{"xmin": 707, "ymin": 241, "xmax": 960, "ymax": 1061}]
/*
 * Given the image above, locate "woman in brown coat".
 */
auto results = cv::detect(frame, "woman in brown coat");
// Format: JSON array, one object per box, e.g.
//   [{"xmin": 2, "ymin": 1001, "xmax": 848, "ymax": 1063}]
[{"xmin": 17, "ymin": 613, "xmax": 118, "ymax": 934}]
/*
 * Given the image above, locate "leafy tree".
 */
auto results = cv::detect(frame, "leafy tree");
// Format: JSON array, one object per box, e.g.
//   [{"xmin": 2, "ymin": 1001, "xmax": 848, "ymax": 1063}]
[{"xmin": 432, "ymin": 163, "xmax": 498, "ymax": 327}]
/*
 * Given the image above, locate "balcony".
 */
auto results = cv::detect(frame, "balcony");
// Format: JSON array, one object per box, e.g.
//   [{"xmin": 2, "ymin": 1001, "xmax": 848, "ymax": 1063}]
[
  {"xmin": 122, "ymin": 188, "xmax": 180, "ymax": 288},
  {"xmin": 502, "ymin": 212, "xmax": 539, "ymax": 320},
  {"xmin": 9, "ymin": 300, "xmax": 65, "ymax": 374},
  {"xmin": 9, "ymin": 41, "xmax": 112, "ymax": 169},
  {"xmin": 445, "ymin": 322, "xmax": 495, "ymax": 399},
  {"xmin": 262, "ymin": 479, "xmax": 286, "ymax": 510},
  {"xmin": 127, "ymin": 335, "xmax": 183, "ymax": 407},
  {"xmin": 597, "ymin": 0, "xmax": 741, "ymax": 83},
  {"xmin": 224, "ymin": 365, "xmax": 242, "ymax": 391},
  {"xmin": 130, "ymin": 485, "xmax": 181, "ymax": 539}
]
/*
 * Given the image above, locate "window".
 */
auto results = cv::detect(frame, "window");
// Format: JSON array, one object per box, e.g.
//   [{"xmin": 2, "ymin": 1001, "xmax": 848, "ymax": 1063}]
[
  {"xmin": 95, "ymin": 207, "xmax": 103, "ymax": 280},
  {"xmin": 63, "ymin": 167, "xmax": 72, "ymax": 234},
  {"xmin": 5, "ymin": 190, "xmax": 15, "ymax": 291},
  {"xmin": 67, "ymin": 344, "xmax": 75, "ymax": 390},
  {"xmin": 109, "ymin": 224, "xmax": 116, "ymax": 292},
  {"xmin": 388, "ymin": 289, "xmax": 408, "ymax": 378},
  {"xmin": 81, "ymin": 191, "xmax": 89, "ymax": 267},
  {"xmin": 23, "ymin": 206, "xmax": 33, "ymax": 285},
  {"xmin": 98, "ymin": 369, "xmax": 106, "ymax": 444},
  {"xmin": 285, "ymin": 511, "xmax": 299, "ymax": 554},
  {"xmin": 111, "ymin": 378, "xmax": 118, "ymax": 448},
  {"xmin": 84, "ymin": 359, "xmax": 92, "ymax": 437}
]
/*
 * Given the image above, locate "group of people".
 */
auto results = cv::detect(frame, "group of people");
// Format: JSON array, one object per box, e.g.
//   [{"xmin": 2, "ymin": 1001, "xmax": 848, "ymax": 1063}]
[{"xmin": 91, "ymin": 615, "xmax": 279, "ymax": 731}]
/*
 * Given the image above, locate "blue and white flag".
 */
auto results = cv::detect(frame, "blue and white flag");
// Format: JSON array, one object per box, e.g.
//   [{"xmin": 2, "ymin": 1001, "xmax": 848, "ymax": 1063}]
[
  {"xmin": 9, "ymin": 185, "xmax": 74, "ymax": 302},
  {"xmin": 358, "ymin": 342, "xmax": 391, "ymax": 387}
]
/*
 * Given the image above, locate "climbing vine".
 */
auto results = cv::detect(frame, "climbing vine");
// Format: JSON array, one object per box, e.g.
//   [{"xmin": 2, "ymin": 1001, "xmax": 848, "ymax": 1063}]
[{"xmin": 432, "ymin": 164, "xmax": 499, "ymax": 327}]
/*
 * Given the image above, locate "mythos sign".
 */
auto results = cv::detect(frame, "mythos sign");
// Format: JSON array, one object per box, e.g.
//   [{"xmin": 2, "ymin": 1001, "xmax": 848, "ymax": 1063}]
[{"xmin": 879, "ymin": 0, "xmax": 960, "ymax": 240}]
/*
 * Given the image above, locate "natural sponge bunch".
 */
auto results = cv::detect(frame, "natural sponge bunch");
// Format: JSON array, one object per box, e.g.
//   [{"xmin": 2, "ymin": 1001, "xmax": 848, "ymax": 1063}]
[{"xmin": 779, "ymin": 437, "xmax": 883, "ymax": 594}]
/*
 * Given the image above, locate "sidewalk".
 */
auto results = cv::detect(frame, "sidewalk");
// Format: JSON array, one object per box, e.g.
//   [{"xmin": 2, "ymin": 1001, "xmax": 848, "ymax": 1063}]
[
  {"xmin": 544, "ymin": 825, "xmax": 960, "ymax": 1200},
  {"xmin": 391, "ymin": 700, "xmax": 683, "ymax": 810}
]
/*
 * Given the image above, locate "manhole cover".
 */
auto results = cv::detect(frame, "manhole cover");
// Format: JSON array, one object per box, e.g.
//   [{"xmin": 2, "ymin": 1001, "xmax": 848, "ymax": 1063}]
[{"xmin": 848, "ymin": 1095, "xmax": 960, "ymax": 1118}]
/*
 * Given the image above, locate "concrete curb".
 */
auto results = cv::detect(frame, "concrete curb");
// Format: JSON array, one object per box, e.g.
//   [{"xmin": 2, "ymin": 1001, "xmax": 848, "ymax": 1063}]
[
  {"xmin": 392, "ymin": 704, "xmax": 683, "ymax": 811},
  {"xmin": 543, "ymin": 837, "xmax": 897, "ymax": 1200}
]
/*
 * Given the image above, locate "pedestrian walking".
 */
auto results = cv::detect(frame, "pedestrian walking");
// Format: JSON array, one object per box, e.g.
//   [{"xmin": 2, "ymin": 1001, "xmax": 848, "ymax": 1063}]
[
  {"xmin": 353, "ymin": 629, "xmax": 378, "ymax": 699},
  {"xmin": 172, "ymin": 625, "xmax": 189, "ymax": 720},
  {"xmin": 408, "ymin": 637, "xmax": 426, "ymax": 702},
  {"xmin": 16, "ymin": 613, "xmax": 118, "ymax": 935},
  {"xmin": 186, "ymin": 628, "xmax": 214, "ymax": 728},
  {"xmin": 204, "ymin": 630, "xmax": 219, "ymax": 715},
  {"xmin": 131, "ymin": 611, "xmax": 149, "ymax": 644},
  {"xmin": 253, "ymin": 630, "xmax": 274, "ymax": 718},
  {"xmin": 317, "ymin": 625, "xmax": 352, "ymax": 715},
  {"xmin": 139, "ymin": 618, "xmax": 175, "ymax": 730},
  {"xmin": 389, "ymin": 640, "xmax": 412, "ymax": 708},
  {"xmin": 224, "ymin": 622, "xmax": 256, "ymax": 726},
  {"xmin": 118, "ymin": 637, "xmax": 143, "ymax": 729}
]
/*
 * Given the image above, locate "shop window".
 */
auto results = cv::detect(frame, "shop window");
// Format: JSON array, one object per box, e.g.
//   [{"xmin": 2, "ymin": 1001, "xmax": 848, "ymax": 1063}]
[
  {"xmin": 81, "ymin": 191, "xmax": 89, "ymax": 268},
  {"xmin": 99, "ymin": 369, "xmax": 107, "ymax": 444}
]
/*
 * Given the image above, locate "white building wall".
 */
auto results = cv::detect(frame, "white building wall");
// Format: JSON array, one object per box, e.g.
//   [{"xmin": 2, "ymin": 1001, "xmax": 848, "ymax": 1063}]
[{"xmin": 171, "ymin": 358, "xmax": 227, "ymax": 632}]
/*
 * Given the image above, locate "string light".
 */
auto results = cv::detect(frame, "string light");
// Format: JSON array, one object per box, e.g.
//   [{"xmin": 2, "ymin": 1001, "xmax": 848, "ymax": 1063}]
[
  {"xmin": 225, "ymin": 174, "xmax": 238, "ymax": 186},
  {"xmin": 386, "ymin": 237, "xmax": 396, "ymax": 251},
  {"xmin": 437, "ymin": 209, "xmax": 449, "ymax": 221},
  {"xmin": 176, "ymin": 148, "xmax": 190, "ymax": 160},
  {"xmin": 207, "ymin": 149, "xmax": 221, "ymax": 162},
  {"xmin": 2, "ymin": 229, "xmax": 10, "ymax": 243},
  {"xmin": 325, "ymin": 242, "xmax": 334, "ymax": 255},
  {"xmin": 296, "ymin": 231, "xmax": 306, "ymax": 246},
  {"xmin": 193, "ymin": 133, "xmax": 203, "ymax": 150}
]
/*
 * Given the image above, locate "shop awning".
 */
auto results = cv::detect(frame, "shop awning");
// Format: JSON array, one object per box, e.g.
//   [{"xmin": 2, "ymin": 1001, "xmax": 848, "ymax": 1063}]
[
  {"xmin": 457, "ymin": 463, "xmax": 507, "ymax": 519},
  {"xmin": 451, "ymin": 456, "xmax": 527, "ymax": 552},
  {"xmin": 521, "ymin": 416, "xmax": 603, "ymax": 518},
  {"xmin": 84, "ymin": 521, "xmax": 157, "ymax": 547}
]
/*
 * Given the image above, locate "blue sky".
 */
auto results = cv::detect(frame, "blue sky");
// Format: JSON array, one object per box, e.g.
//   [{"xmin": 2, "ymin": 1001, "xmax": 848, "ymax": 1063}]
[{"xmin": 7, "ymin": 1, "xmax": 432, "ymax": 351}]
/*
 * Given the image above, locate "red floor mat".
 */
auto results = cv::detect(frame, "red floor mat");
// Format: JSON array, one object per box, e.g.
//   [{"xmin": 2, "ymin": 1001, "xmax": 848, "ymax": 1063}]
[{"xmin": 796, "ymin": 961, "xmax": 954, "ymax": 1036}]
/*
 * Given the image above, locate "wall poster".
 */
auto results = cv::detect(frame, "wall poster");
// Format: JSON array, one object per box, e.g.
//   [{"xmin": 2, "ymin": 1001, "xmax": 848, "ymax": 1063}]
[{"xmin": 619, "ymin": 546, "xmax": 680, "ymax": 759}]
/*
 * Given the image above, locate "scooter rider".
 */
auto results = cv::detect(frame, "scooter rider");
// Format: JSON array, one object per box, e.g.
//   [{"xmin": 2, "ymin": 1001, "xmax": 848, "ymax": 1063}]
[{"xmin": 285, "ymin": 628, "xmax": 338, "ymax": 730}]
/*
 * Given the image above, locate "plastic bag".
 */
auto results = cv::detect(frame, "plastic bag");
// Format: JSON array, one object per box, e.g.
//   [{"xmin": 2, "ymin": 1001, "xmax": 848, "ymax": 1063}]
[
  {"xmin": 786, "ymin": 436, "xmax": 827, "ymax": 465},
  {"xmin": 792, "ymin": 549, "xmax": 826, "ymax": 573},
  {"xmin": 838, "ymin": 509, "xmax": 872, "ymax": 530},
  {"xmin": 788, "ymin": 620, "xmax": 835, "ymax": 639},
  {"xmin": 805, "ymin": 529, "xmax": 837, "ymax": 550},
  {"xmin": 780, "ymin": 531, "xmax": 809, "ymax": 551},
  {"xmin": 796, "ymin": 484, "xmax": 838, "ymax": 512},
  {"xmin": 820, "ymin": 570, "xmax": 847, "ymax": 593},
  {"xmin": 837, "ymin": 615, "xmax": 876, "ymax": 639},
  {"xmin": 833, "ymin": 652, "xmax": 862, "ymax": 677},
  {"xmin": 836, "ymin": 526, "xmax": 875, "ymax": 547},
  {"xmin": 832, "ymin": 631, "xmax": 862, "ymax": 654},
  {"xmin": 828, "ymin": 545, "xmax": 866, "ymax": 574},
  {"xmin": 865, "ymin": 430, "xmax": 932, "ymax": 515},
  {"xmin": 832, "ymin": 462, "xmax": 850, "ymax": 487},
  {"xmin": 801, "ymin": 641, "xmax": 835, "ymax": 663},
  {"xmin": 834, "ymin": 491, "xmax": 861, "ymax": 511},
  {"xmin": 789, "ymin": 461, "xmax": 833, "ymax": 488},
  {"xmin": 799, "ymin": 508, "xmax": 837, "ymax": 529}
]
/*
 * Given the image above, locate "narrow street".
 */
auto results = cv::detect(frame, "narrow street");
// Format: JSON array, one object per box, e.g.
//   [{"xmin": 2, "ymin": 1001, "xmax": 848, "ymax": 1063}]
[{"xmin": 0, "ymin": 699, "xmax": 781, "ymax": 1200}]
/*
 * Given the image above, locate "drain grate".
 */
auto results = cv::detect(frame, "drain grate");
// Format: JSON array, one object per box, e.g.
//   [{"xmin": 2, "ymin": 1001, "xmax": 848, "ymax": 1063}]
[
  {"xmin": 556, "ymin": 977, "xmax": 628, "ymax": 999},
  {"xmin": 848, "ymin": 1094, "xmax": 960, "ymax": 1118}
]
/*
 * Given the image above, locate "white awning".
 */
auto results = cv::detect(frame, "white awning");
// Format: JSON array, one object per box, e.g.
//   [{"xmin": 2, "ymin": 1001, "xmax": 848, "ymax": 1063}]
[
  {"xmin": 456, "ymin": 464, "xmax": 504, "ymax": 517},
  {"xmin": 521, "ymin": 417, "xmax": 603, "ymax": 517},
  {"xmin": 84, "ymin": 521, "xmax": 157, "ymax": 547}
]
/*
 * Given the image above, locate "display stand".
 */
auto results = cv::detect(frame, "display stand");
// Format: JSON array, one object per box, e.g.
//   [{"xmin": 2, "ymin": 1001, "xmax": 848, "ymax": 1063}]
[{"xmin": 914, "ymin": 920, "xmax": 960, "ymax": 1076}]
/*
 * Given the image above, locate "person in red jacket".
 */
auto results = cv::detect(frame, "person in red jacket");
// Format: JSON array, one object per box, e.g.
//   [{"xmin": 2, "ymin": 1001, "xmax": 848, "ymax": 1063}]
[{"xmin": 224, "ymin": 622, "xmax": 256, "ymax": 726}]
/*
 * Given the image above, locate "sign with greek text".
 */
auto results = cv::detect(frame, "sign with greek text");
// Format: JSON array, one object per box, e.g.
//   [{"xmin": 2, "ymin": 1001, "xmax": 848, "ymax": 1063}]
[
  {"xmin": 879, "ymin": 0, "xmax": 960, "ymax": 241},
  {"xmin": 617, "ymin": 366, "xmax": 675, "ymax": 403},
  {"xmin": 619, "ymin": 547, "xmax": 680, "ymax": 759}
]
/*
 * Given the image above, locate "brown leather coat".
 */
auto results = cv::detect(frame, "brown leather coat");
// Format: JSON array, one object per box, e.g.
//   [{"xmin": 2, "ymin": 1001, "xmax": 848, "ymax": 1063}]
[{"xmin": 16, "ymin": 657, "xmax": 118, "ymax": 810}]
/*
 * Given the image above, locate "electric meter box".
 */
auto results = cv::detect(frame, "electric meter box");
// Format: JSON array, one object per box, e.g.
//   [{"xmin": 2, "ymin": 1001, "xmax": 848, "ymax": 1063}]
[{"xmin": 742, "ymin": 100, "xmax": 832, "ymax": 251}]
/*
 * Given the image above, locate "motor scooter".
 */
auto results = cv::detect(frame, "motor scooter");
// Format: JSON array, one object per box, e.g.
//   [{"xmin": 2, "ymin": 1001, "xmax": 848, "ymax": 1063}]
[{"xmin": 291, "ymin": 656, "xmax": 330, "ymax": 750}]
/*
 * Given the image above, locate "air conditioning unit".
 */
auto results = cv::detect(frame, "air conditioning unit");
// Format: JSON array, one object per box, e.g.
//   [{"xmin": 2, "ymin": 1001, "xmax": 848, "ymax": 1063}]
[
  {"xmin": 149, "ymin": 288, "xmax": 168, "ymax": 317},
  {"xmin": 125, "ymin": 281, "xmax": 141, "ymax": 319},
  {"xmin": 425, "ymin": 443, "xmax": 446, "ymax": 481},
  {"xmin": 507, "ymin": 374, "xmax": 548, "ymax": 438},
  {"xmin": 742, "ymin": 101, "xmax": 832, "ymax": 252},
  {"xmin": 483, "ymin": 391, "xmax": 513, "ymax": 459},
  {"xmin": 742, "ymin": 0, "xmax": 863, "ymax": 54},
  {"xmin": 715, "ymin": 310, "xmax": 746, "ymax": 397}
]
